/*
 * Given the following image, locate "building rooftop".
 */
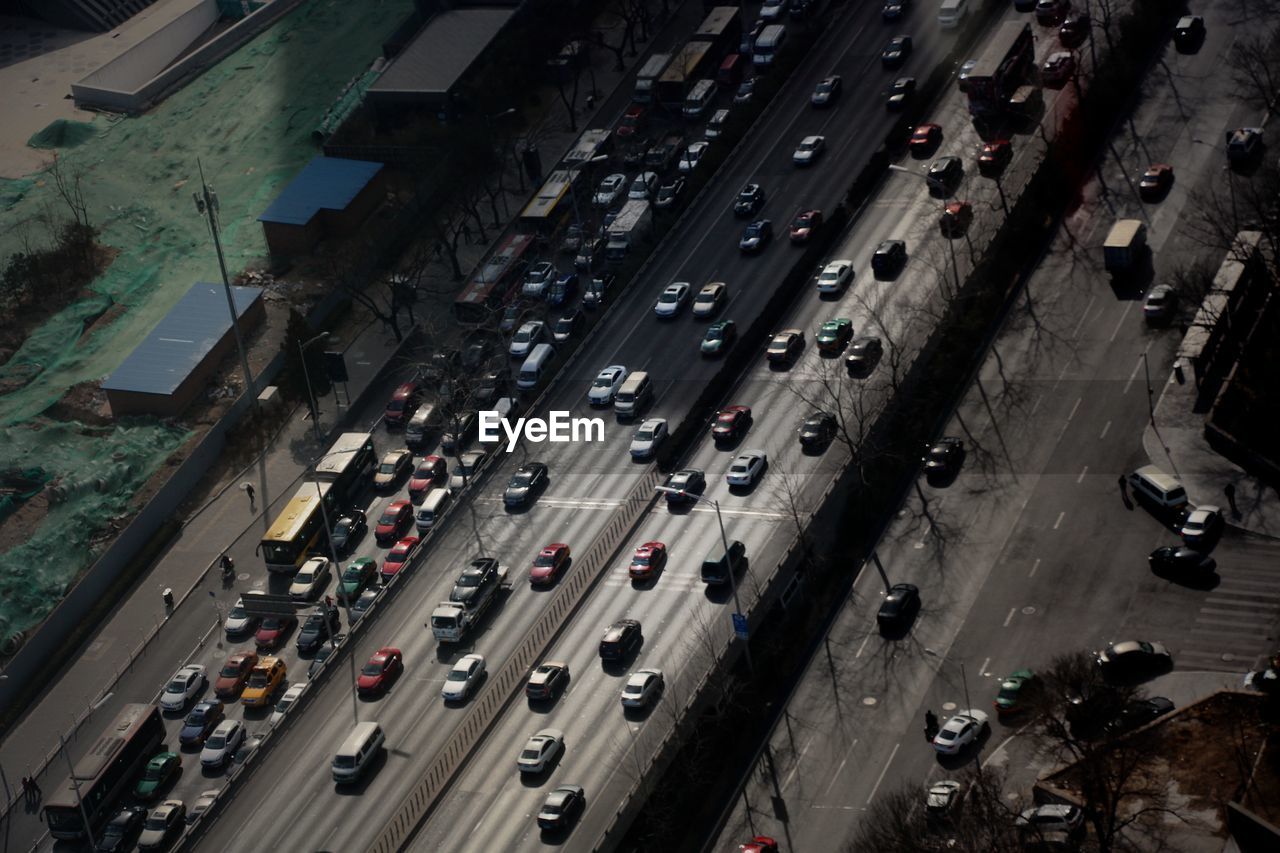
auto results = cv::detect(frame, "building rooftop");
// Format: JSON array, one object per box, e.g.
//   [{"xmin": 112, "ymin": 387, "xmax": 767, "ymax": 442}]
[
  {"xmin": 368, "ymin": 8, "xmax": 516, "ymax": 99},
  {"xmin": 258, "ymin": 156, "xmax": 385, "ymax": 226}
]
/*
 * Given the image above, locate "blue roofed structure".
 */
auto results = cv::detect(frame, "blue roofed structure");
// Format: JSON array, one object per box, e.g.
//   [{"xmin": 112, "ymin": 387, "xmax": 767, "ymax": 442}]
[
  {"xmin": 103, "ymin": 282, "xmax": 265, "ymax": 417},
  {"xmin": 258, "ymin": 156, "xmax": 387, "ymax": 257}
]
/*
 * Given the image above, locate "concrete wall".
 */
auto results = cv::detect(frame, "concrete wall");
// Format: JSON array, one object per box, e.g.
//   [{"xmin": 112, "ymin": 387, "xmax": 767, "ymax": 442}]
[
  {"xmin": 73, "ymin": 0, "xmax": 217, "ymax": 98},
  {"xmin": 72, "ymin": 0, "xmax": 309, "ymax": 113}
]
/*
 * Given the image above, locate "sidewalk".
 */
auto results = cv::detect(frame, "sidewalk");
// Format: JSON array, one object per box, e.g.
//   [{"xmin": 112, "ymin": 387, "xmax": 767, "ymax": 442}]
[
  {"xmin": 1145, "ymin": 370, "xmax": 1280, "ymax": 539},
  {"xmin": 0, "ymin": 0, "xmax": 693, "ymax": 833}
]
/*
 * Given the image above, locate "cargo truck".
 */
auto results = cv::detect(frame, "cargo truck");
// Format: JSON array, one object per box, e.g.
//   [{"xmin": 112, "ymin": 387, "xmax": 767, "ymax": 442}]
[
  {"xmin": 429, "ymin": 564, "xmax": 508, "ymax": 643},
  {"xmin": 1103, "ymin": 220, "xmax": 1148, "ymax": 275},
  {"xmin": 605, "ymin": 200, "xmax": 653, "ymax": 263},
  {"xmin": 633, "ymin": 53, "xmax": 673, "ymax": 103}
]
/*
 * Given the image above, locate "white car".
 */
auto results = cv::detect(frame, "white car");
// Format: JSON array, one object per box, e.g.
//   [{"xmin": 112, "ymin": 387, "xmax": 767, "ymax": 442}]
[
  {"xmin": 448, "ymin": 449, "xmax": 486, "ymax": 492},
  {"xmin": 792, "ymin": 135, "xmax": 826, "ymax": 166},
  {"xmin": 289, "ymin": 556, "xmax": 332, "ymax": 602},
  {"xmin": 224, "ymin": 597, "xmax": 256, "ymax": 638},
  {"xmin": 678, "ymin": 141, "xmax": 709, "ymax": 173},
  {"xmin": 654, "ymin": 282, "xmax": 691, "ymax": 318},
  {"xmin": 270, "ymin": 683, "xmax": 306, "ymax": 726},
  {"xmin": 621, "ymin": 668, "xmax": 664, "ymax": 708},
  {"xmin": 188, "ymin": 789, "xmax": 221, "ymax": 823},
  {"xmin": 509, "ymin": 321, "xmax": 545, "ymax": 358},
  {"xmin": 628, "ymin": 171, "xmax": 659, "ymax": 200},
  {"xmin": 817, "ymin": 259, "xmax": 854, "ymax": 294},
  {"xmin": 1179, "ymin": 505, "xmax": 1223, "ymax": 545},
  {"xmin": 630, "ymin": 419, "xmax": 669, "ymax": 459},
  {"xmin": 517, "ymin": 728, "xmax": 565, "ymax": 773},
  {"xmin": 588, "ymin": 365, "xmax": 628, "ymax": 406},
  {"xmin": 160, "ymin": 664, "xmax": 207, "ymax": 712},
  {"xmin": 691, "ymin": 282, "xmax": 727, "ymax": 318},
  {"xmin": 932, "ymin": 709, "xmax": 989, "ymax": 755},
  {"xmin": 1017, "ymin": 804, "xmax": 1084, "ymax": 834},
  {"xmin": 442, "ymin": 653, "xmax": 487, "ymax": 702},
  {"xmin": 760, "ymin": 0, "xmax": 786, "ymax": 20},
  {"xmin": 199, "ymin": 719, "xmax": 246, "ymax": 768},
  {"xmin": 593, "ymin": 173, "xmax": 627, "ymax": 207},
  {"xmin": 726, "ymin": 450, "xmax": 767, "ymax": 487}
]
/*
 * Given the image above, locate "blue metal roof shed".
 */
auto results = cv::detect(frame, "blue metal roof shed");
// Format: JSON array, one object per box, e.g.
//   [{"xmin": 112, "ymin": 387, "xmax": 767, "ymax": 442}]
[
  {"xmin": 258, "ymin": 156, "xmax": 386, "ymax": 258},
  {"xmin": 103, "ymin": 282, "xmax": 264, "ymax": 417}
]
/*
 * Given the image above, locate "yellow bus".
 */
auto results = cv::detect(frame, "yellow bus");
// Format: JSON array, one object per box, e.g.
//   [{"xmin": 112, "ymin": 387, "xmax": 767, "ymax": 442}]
[{"xmin": 260, "ymin": 481, "xmax": 337, "ymax": 573}]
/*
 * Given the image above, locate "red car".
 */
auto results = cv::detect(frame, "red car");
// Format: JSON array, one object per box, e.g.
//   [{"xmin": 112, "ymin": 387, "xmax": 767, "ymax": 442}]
[
  {"xmin": 213, "ymin": 651, "xmax": 258, "ymax": 699},
  {"xmin": 1139, "ymin": 163, "xmax": 1173, "ymax": 201},
  {"xmin": 629, "ymin": 541, "xmax": 667, "ymax": 580},
  {"xmin": 616, "ymin": 104, "xmax": 647, "ymax": 137},
  {"xmin": 254, "ymin": 615, "xmax": 297, "ymax": 651},
  {"xmin": 789, "ymin": 208, "xmax": 823, "ymax": 243},
  {"xmin": 741, "ymin": 837, "xmax": 779, "ymax": 853},
  {"xmin": 356, "ymin": 647, "xmax": 403, "ymax": 696},
  {"xmin": 381, "ymin": 536, "xmax": 420, "ymax": 582},
  {"xmin": 978, "ymin": 139, "xmax": 1012, "ymax": 176},
  {"xmin": 384, "ymin": 380, "xmax": 422, "ymax": 429},
  {"xmin": 909, "ymin": 123, "xmax": 942, "ymax": 155},
  {"xmin": 940, "ymin": 200, "xmax": 973, "ymax": 237},
  {"xmin": 375, "ymin": 499, "xmax": 413, "ymax": 544},
  {"xmin": 712, "ymin": 405, "xmax": 753, "ymax": 442},
  {"xmin": 408, "ymin": 455, "xmax": 446, "ymax": 501},
  {"xmin": 529, "ymin": 543, "xmax": 571, "ymax": 586}
]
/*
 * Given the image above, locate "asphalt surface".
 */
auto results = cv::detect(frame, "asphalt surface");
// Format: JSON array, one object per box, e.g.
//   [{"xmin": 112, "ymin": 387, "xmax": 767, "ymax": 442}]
[
  {"xmin": 713, "ymin": 2, "xmax": 1280, "ymax": 850},
  {"xmin": 183, "ymin": 2, "xmax": 994, "ymax": 851}
]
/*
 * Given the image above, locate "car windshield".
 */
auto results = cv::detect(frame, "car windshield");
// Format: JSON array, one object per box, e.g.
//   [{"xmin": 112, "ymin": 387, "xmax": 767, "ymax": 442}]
[
  {"xmin": 633, "ymin": 553, "xmax": 652, "ymax": 566},
  {"xmin": 746, "ymin": 224, "xmax": 763, "ymax": 236},
  {"xmin": 219, "ymin": 663, "xmax": 242, "ymax": 678},
  {"xmin": 769, "ymin": 339, "xmax": 787, "ymax": 351},
  {"xmin": 187, "ymin": 707, "xmax": 208, "ymax": 723},
  {"xmin": 276, "ymin": 695, "xmax": 295, "ymax": 712},
  {"xmin": 167, "ymin": 679, "xmax": 186, "ymax": 692},
  {"xmin": 817, "ymin": 81, "xmax": 833, "ymax": 93},
  {"xmin": 555, "ymin": 319, "xmax": 572, "ymax": 332},
  {"xmin": 457, "ymin": 573, "xmax": 482, "ymax": 587},
  {"xmin": 696, "ymin": 292, "xmax": 714, "ymax": 302},
  {"xmin": 511, "ymin": 472, "xmax": 533, "ymax": 487},
  {"xmin": 636, "ymin": 428, "xmax": 654, "ymax": 441},
  {"xmin": 229, "ymin": 604, "xmax": 246, "ymax": 618},
  {"xmin": 144, "ymin": 816, "xmax": 169, "ymax": 830},
  {"xmin": 361, "ymin": 661, "xmax": 383, "ymax": 676},
  {"xmin": 207, "ymin": 734, "xmax": 226, "ymax": 749},
  {"xmin": 793, "ymin": 215, "xmax": 810, "ymax": 228},
  {"xmin": 378, "ymin": 510, "xmax": 398, "ymax": 525},
  {"xmin": 707, "ymin": 327, "xmax": 725, "ymax": 340},
  {"xmin": 534, "ymin": 553, "xmax": 556, "ymax": 567},
  {"xmin": 659, "ymin": 291, "xmax": 678, "ymax": 303},
  {"xmin": 937, "ymin": 728, "xmax": 958, "ymax": 742},
  {"xmin": 447, "ymin": 669, "xmax": 469, "ymax": 682},
  {"xmin": 304, "ymin": 614, "xmax": 326, "ymax": 630},
  {"xmin": 248, "ymin": 671, "xmax": 268, "ymax": 688},
  {"xmin": 514, "ymin": 329, "xmax": 531, "ymax": 342},
  {"xmin": 342, "ymin": 566, "xmax": 363, "ymax": 581},
  {"xmin": 385, "ymin": 551, "xmax": 407, "ymax": 564},
  {"xmin": 593, "ymin": 373, "xmax": 614, "ymax": 387},
  {"xmin": 520, "ymin": 748, "xmax": 542, "ymax": 760},
  {"xmin": 799, "ymin": 140, "xmax": 818, "ymax": 151}
]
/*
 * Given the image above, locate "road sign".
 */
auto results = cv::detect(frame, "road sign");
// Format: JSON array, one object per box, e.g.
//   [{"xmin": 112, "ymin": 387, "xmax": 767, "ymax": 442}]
[{"xmin": 732, "ymin": 612, "xmax": 748, "ymax": 639}]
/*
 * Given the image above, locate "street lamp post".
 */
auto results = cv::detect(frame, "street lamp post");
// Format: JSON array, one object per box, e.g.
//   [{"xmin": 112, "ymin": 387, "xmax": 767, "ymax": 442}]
[
  {"xmin": 310, "ymin": 454, "xmax": 360, "ymax": 725},
  {"xmin": 654, "ymin": 486, "xmax": 754, "ymax": 675},
  {"xmin": 298, "ymin": 332, "xmax": 330, "ymax": 443},
  {"xmin": 923, "ymin": 646, "xmax": 972, "ymax": 712},
  {"xmin": 192, "ymin": 160, "xmax": 256, "ymax": 402},
  {"xmin": 568, "ymin": 153, "xmax": 610, "ymax": 237}
]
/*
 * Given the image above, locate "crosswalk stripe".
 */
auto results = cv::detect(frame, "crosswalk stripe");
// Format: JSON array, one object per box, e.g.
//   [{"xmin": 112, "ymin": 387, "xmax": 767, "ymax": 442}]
[
  {"xmin": 1209, "ymin": 589, "xmax": 1280, "ymax": 600},
  {"xmin": 1195, "ymin": 615, "xmax": 1272, "ymax": 627}
]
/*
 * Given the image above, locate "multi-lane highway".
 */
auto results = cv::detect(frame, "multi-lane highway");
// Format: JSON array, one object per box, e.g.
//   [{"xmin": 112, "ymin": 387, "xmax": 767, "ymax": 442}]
[{"xmin": 188, "ymin": 2, "xmax": 998, "ymax": 850}]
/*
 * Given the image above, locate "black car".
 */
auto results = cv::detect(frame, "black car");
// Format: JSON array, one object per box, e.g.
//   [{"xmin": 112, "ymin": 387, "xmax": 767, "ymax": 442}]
[
  {"xmin": 739, "ymin": 219, "xmax": 773, "ymax": 253},
  {"xmin": 877, "ymin": 583, "xmax": 920, "ymax": 631},
  {"xmin": 1058, "ymin": 12, "xmax": 1090, "ymax": 47},
  {"xmin": 871, "ymin": 239, "xmax": 908, "ymax": 278},
  {"xmin": 1173, "ymin": 15, "xmax": 1204, "ymax": 51},
  {"xmin": 734, "ymin": 77, "xmax": 756, "ymax": 104},
  {"xmin": 178, "ymin": 700, "xmax": 225, "ymax": 747},
  {"xmin": 1095, "ymin": 640, "xmax": 1173, "ymax": 678},
  {"xmin": 599, "ymin": 619, "xmax": 643, "ymax": 661},
  {"xmin": 296, "ymin": 607, "xmax": 341, "ymax": 654},
  {"xmin": 450, "ymin": 557, "xmax": 501, "ymax": 605},
  {"xmin": 798, "ymin": 411, "xmax": 838, "ymax": 448},
  {"xmin": 1148, "ymin": 545, "xmax": 1215, "ymax": 576},
  {"xmin": 526, "ymin": 661, "xmax": 570, "ymax": 701},
  {"xmin": 846, "ymin": 336, "xmax": 884, "ymax": 377},
  {"xmin": 655, "ymin": 177, "xmax": 686, "ymax": 209},
  {"xmin": 330, "ymin": 511, "xmax": 367, "ymax": 555},
  {"xmin": 927, "ymin": 156, "xmax": 964, "ymax": 197},
  {"xmin": 1105, "ymin": 697, "xmax": 1175, "ymax": 735},
  {"xmin": 552, "ymin": 310, "xmax": 582, "ymax": 344},
  {"xmin": 733, "ymin": 183, "xmax": 766, "ymax": 217},
  {"xmin": 307, "ymin": 638, "xmax": 344, "ymax": 679},
  {"xmin": 887, "ymin": 76, "xmax": 915, "ymax": 110},
  {"xmin": 663, "ymin": 468, "xmax": 707, "ymax": 503},
  {"xmin": 923, "ymin": 437, "xmax": 965, "ymax": 485},
  {"xmin": 881, "ymin": 35, "xmax": 912, "ymax": 68},
  {"xmin": 537, "ymin": 784, "xmax": 586, "ymax": 831},
  {"xmin": 504, "ymin": 462, "xmax": 549, "ymax": 508},
  {"xmin": 882, "ymin": 0, "xmax": 906, "ymax": 20},
  {"xmin": 97, "ymin": 805, "xmax": 147, "ymax": 853}
]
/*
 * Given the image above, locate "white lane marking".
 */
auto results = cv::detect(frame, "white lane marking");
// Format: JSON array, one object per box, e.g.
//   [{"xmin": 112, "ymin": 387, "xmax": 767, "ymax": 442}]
[
  {"xmin": 782, "ymin": 735, "xmax": 815, "ymax": 791},
  {"xmin": 1053, "ymin": 511, "xmax": 1065, "ymax": 529},
  {"xmin": 1076, "ymin": 465, "xmax": 1088, "ymax": 483},
  {"xmin": 1003, "ymin": 607, "xmax": 1016, "ymax": 628},
  {"xmin": 855, "ymin": 633, "xmax": 872, "ymax": 659},
  {"xmin": 1030, "ymin": 393, "xmax": 1043, "ymax": 415},
  {"xmin": 824, "ymin": 738, "xmax": 859, "ymax": 797},
  {"xmin": 1029, "ymin": 558, "xmax": 1040, "ymax": 578},
  {"xmin": 1108, "ymin": 301, "xmax": 1133, "ymax": 342},
  {"xmin": 1066, "ymin": 398, "xmax": 1081, "ymax": 422},
  {"xmin": 1099, "ymin": 420, "xmax": 1111, "ymax": 439},
  {"xmin": 978, "ymin": 657, "xmax": 990, "ymax": 676},
  {"xmin": 1071, "ymin": 293, "xmax": 1097, "ymax": 339},
  {"xmin": 1123, "ymin": 355, "xmax": 1143, "ymax": 394},
  {"xmin": 866, "ymin": 742, "xmax": 900, "ymax": 805}
]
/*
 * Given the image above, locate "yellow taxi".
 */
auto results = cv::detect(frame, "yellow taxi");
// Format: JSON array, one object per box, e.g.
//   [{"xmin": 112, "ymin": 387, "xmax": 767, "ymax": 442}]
[{"xmin": 240, "ymin": 657, "xmax": 286, "ymax": 707}]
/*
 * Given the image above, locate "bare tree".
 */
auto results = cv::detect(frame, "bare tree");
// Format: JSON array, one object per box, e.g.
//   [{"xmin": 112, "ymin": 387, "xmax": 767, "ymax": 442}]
[{"xmin": 1230, "ymin": 31, "xmax": 1280, "ymax": 113}]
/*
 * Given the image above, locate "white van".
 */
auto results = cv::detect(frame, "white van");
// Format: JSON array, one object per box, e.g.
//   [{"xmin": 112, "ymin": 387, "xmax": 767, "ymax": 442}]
[
  {"xmin": 938, "ymin": 0, "xmax": 968, "ymax": 28},
  {"xmin": 706, "ymin": 108, "xmax": 731, "ymax": 139},
  {"xmin": 1128, "ymin": 465, "xmax": 1188, "ymax": 510},
  {"xmin": 682, "ymin": 79, "xmax": 717, "ymax": 119},
  {"xmin": 332, "ymin": 721, "xmax": 384, "ymax": 783},
  {"xmin": 753, "ymin": 24, "xmax": 787, "ymax": 67},
  {"xmin": 405, "ymin": 403, "xmax": 439, "ymax": 447},
  {"xmin": 614, "ymin": 371, "xmax": 651, "ymax": 420},
  {"xmin": 517, "ymin": 343, "xmax": 555, "ymax": 392},
  {"xmin": 415, "ymin": 488, "xmax": 452, "ymax": 532}
]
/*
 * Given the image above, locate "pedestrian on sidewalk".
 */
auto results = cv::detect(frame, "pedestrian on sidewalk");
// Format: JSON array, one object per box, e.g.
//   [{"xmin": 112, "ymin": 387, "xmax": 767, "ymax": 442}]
[
  {"xmin": 28, "ymin": 775, "xmax": 40, "ymax": 802},
  {"xmin": 924, "ymin": 709, "xmax": 938, "ymax": 741},
  {"xmin": 1224, "ymin": 483, "xmax": 1239, "ymax": 517},
  {"xmin": 243, "ymin": 482, "xmax": 256, "ymax": 510},
  {"xmin": 20, "ymin": 777, "xmax": 30, "ymax": 804}
]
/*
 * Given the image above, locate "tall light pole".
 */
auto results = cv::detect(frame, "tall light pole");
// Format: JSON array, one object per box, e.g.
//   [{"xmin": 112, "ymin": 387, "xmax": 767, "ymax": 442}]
[
  {"xmin": 298, "ymin": 331, "xmax": 330, "ymax": 443},
  {"xmin": 310, "ymin": 455, "xmax": 359, "ymax": 725},
  {"xmin": 654, "ymin": 485, "xmax": 753, "ymax": 675},
  {"xmin": 193, "ymin": 160, "xmax": 255, "ymax": 401},
  {"xmin": 568, "ymin": 153, "xmax": 610, "ymax": 236},
  {"xmin": 923, "ymin": 646, "xmax": 972, "ymax": 712}
]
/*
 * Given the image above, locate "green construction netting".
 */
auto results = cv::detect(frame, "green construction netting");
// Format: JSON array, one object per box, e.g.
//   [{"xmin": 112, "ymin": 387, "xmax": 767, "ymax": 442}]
[
  {"xmin": 27, "ymin": 119, "xmax": 98, "ymax": 150},
  {"xmin": 0, "ymin": 0, "xmax": 411, "ymax": 639}
]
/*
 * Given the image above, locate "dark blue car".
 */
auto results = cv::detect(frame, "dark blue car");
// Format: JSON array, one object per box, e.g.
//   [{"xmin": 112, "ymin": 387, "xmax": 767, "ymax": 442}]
[
  {"xmin": 178, "ymin": 700, "xmax": 224, "ymax": 747},
  {"xmin": 547, "ymin": 272, "xmax": 579, "ymax": 307}
]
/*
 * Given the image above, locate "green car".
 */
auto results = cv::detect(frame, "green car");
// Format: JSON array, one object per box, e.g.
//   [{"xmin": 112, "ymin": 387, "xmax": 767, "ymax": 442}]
[
  {"xmin": 134, "ymin": 751, "xmax": 180, "ymax": 800},
  {"xmin": 816, "ymin": 318, "xmax": 853, "ymax": 354},
  {"xmin": 701, "ymin": 320, "xmax": 737, "ymax": 356},
  {"xmin": 994, "ymin": 669, "xmax": 1039, "ymax": 717},
  {"xmin": 339, "ymin": 557, "xmax": 377, "ymax": 602}
]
